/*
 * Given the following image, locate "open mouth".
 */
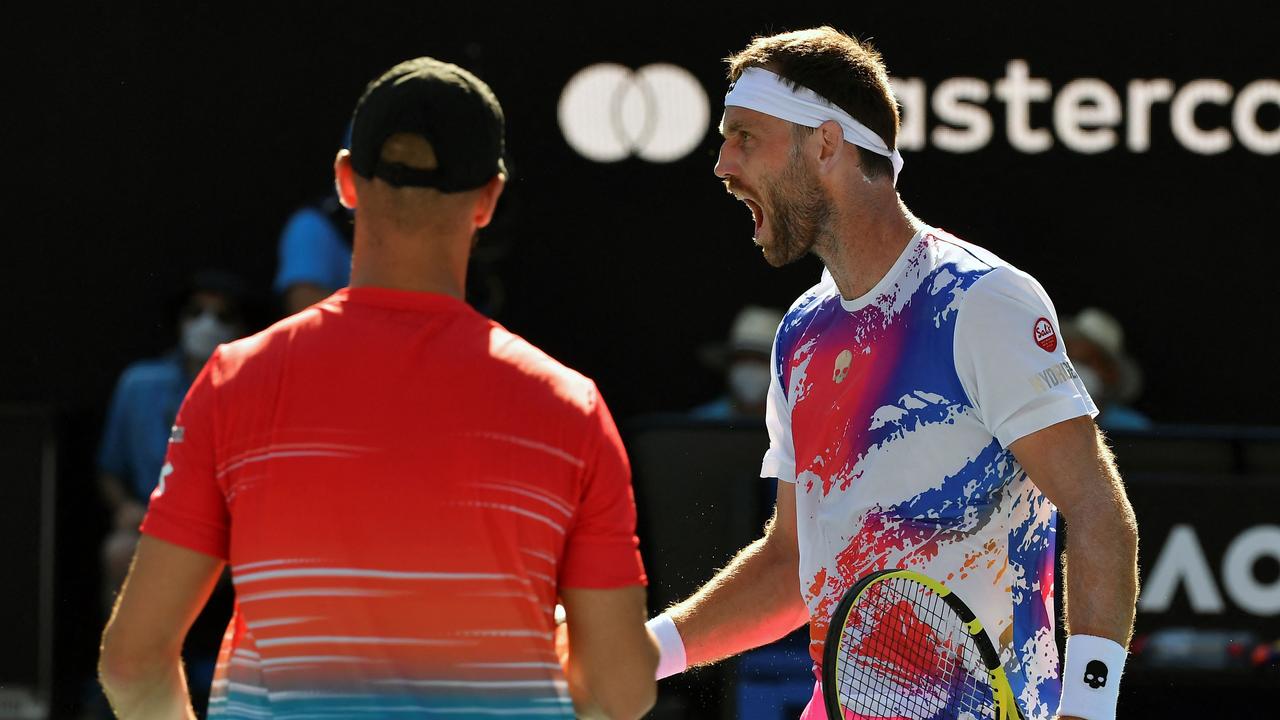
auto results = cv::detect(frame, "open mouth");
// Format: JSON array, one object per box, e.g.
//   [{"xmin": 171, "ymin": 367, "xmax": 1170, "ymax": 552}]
[{"xmin": 742, "ymin": 198, "xmax": 764, "ymax": 239}]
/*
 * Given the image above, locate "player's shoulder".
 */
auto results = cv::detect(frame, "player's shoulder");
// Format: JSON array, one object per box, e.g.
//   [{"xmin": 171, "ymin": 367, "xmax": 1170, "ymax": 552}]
[
  {"xmin": 925, "ymin": 228, "xmax": 1046, "ymax": 299},
  {"xmin": 207, "ymin": 304, "xmax": 323, "ymax": 383},
  {"xmin": 922, "ymin": 228, "xmax": 1006, "ymax": 276},
  {"xmin": 927, "ymin": 232, "xmax": 1060, "ymax": 342},
  {"xmin": 485, "ymin": 322, "xmax": 600, "ymax": 416}
]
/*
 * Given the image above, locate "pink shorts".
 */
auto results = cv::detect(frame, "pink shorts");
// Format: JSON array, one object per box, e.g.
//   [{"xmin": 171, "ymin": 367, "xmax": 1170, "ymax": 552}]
[
  {"xmin": 799, "ymin": 680, "xmax": 826, "ymax": 720},
  {"xmin": 801, "ymin": 681, "xmax": 906, "ymax": 720}
]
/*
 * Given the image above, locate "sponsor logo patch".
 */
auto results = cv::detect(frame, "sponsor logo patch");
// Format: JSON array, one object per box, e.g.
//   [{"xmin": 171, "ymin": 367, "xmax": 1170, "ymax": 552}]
[{"xmin": 1034, "ymin": 317, "xmax": 1058, "ymax": 352}]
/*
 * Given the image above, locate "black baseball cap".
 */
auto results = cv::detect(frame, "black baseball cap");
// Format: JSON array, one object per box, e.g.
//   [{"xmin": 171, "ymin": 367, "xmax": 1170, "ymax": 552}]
[{"xmin": 348, "ymin": 57, "xmax": 506, "ymax": 192}]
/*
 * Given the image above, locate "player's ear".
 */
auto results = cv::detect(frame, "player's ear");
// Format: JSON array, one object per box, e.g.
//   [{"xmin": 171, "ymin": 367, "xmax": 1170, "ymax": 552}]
[
  {"xmin": 471, "ymin": 174, "xmax": 506, "ymax": 229},
  {"xmin": 334, "ymin": 150, "xmax": 359, "ymax": 210},
  {"xmin": 815, "ymin": 119, "xmax": 844, "ymax": 168}
]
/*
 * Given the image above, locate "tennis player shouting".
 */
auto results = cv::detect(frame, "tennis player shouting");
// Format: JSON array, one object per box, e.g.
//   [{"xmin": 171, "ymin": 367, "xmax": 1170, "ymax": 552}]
[
  {"xmin": 647, "ymin": 27, "xmax": 1138, "ymax": 720},
  {"xmin": 98, "ymin": 58, "xmax": 656, "ymax": 719}
]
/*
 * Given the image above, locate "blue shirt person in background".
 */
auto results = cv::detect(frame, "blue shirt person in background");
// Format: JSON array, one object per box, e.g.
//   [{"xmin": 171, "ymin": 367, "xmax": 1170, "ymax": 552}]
[
  {"xmin": 273, "ymin": 194, "xmax": 352, "ymax": 314},
  {"xmin": 1061, "ymin": 306, "xmax": 1153, "ymax": 431},
  {"xmin": 275, "ymin": 122, "xmax": 355, "ymax": 315},
  {"xmin": 97, "ymin": 269, "xmax": 249, "ymax": 599},
  {"xmin": 97, "ymin": 351, "xmax": 189, "ymax": 504},
  {"xmin": 90, "ymin": 269, "xmax": 249, "ymax": 717}
]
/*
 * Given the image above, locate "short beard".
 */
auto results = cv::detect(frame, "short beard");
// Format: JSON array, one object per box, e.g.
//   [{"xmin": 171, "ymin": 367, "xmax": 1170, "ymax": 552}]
[{"xmin": 760, "ymin": 146, "xmax": 834, "ymax": 267}]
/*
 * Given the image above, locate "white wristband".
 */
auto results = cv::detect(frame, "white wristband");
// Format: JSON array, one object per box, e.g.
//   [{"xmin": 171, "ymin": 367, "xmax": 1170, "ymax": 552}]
[
  {"xmin": 645, "ymin": 613, "xmax": 687, "ymax": 680},
  {"xmin": 1056, "ymin": 634, "xmax": 1127, "ymax": 720}
]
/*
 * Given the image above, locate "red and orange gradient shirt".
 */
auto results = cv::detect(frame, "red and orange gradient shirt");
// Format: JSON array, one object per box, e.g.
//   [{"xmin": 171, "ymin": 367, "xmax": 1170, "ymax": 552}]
[{"xmin": 142, "ymin": 287, "xmax": 645, "ymax": 717}]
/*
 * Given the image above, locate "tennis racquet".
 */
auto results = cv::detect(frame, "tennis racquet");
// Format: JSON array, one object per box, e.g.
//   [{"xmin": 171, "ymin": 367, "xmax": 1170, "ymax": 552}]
[{"xmin": 822, "ymin": 569, "xmax": 1023, "ymax": 720}]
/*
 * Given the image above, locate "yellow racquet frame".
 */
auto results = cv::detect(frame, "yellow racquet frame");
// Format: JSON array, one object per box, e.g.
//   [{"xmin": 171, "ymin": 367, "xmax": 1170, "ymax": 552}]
[{"xmin": 822, "ymin": 568, "xmax": 1022, "ymax": 720}]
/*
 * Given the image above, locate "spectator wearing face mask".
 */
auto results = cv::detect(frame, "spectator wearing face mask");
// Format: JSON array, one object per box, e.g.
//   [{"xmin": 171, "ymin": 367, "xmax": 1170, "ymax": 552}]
[
  {"xmin": 85, "ymin": 270, "xmax": 250, "ymax": 716},
  {"xmin": 1062, "ymin": 307, "xmax": 1152, "ymax": 431},
  {"xmin": 97, "ymin": 269, "xmax": 249, "ymax": 604},
  {"xmin": 691, "ymin": 305, "xmax": 785, "ymax": 420}
]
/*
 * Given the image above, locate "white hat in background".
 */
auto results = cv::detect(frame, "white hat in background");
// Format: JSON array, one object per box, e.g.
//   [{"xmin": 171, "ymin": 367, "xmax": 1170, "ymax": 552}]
[
  {"xmin": 729, "ymin": 306, "xmax": 784, "ymax": 355},
  {"xmin": 1062, "ymin": 307, "xmax": 1144, "ymax": 403},
  {"xmin": 699, "ymin": 305, "xmax": 785, "ymax": 368}
]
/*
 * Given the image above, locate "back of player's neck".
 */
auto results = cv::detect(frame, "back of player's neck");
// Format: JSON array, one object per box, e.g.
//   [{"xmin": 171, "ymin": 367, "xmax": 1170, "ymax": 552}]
[{"xmin": 350, "ymin": 228, "xmax": 468, "ymax": 299}]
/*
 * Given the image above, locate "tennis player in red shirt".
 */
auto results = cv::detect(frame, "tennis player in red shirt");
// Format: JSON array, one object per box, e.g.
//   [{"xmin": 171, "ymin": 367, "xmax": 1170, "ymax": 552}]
[{"xmin": 99, "ymin": 57, "xmax": 658, "ymax": 719}]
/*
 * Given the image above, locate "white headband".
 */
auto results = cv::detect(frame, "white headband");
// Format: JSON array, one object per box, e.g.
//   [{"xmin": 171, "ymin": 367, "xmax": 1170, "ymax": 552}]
[{"xmin": 724, "ymin": 67, "xmax": 903, "ymax": 185}]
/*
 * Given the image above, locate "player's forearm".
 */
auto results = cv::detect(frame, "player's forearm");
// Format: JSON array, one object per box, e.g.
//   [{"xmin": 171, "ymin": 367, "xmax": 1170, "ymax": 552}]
[
  {"xmin": 667, "ymin": 532, "xmax": 809, "ymax": 667},
  {"xmin": 1062, "ymin": 493, "xmax": 1139, "ymax": 644}
]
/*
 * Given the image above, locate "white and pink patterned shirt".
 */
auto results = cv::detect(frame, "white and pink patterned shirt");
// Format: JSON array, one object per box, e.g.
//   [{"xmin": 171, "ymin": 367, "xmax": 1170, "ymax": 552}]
[{"xmin": 764, "ymin": 227, "xmax": 1097, "ymax": 720}]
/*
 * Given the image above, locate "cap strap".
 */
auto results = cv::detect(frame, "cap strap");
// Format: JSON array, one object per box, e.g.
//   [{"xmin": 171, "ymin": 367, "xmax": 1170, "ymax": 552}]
[{"xmin": 373, "ymin": 161, "xmax": 468, "ymax": 192}]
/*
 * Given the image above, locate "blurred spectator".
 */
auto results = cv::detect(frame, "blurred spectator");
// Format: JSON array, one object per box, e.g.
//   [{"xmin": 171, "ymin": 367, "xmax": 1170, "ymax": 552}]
[
  {"xmin": 274, "ymin": 192, "xmax": 352, "ymax": 315},
  {"xmin": 98, "ymin": 270, "xmax": 248, "ymax": 597},
  {"xmin": 90, "ymin": 269, "xmax": 248, "ymax": 716},
  {"xmin": 691, "ymin": 305, "xmax": 784, "ymax": 420},
  {"xmin": 275, "ymin": 124, "xmax": 355, "ymax": 315},
  {"xmin": 97, "ymin": 269, "xmax": 249, "ymax": 591},
  {"xmin": 1062, "ymin": 307, "xmax": 1152, "ymax": 431}
]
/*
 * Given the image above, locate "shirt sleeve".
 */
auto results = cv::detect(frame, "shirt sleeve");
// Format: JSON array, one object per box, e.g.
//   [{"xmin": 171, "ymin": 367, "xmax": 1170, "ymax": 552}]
[
  {"xmin": 139, "ymin": 350, "xmax": 230, "ymax": 560},
  {"xmin": 559, "ymin": 386, "xmax": 647, "ymax": 589},
  {"xmin": 273, "ymin": 207, "xmax": 349, "ymax": 294},
  {"xmin": 760, "ymin": 324, "xmax": 796, "ymax": 482},
  {"xmin": 953, "ymin": 266, "xmax": 1098, "ymax": 448}
]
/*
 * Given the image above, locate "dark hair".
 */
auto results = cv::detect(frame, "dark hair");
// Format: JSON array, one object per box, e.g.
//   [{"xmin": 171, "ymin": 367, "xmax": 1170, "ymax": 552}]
[
  {"xmin": 726, "ymin": 27, "xmax": 899, "ymax": 181},
  {"xmin": 188, "ymin": 269, "xmax": 249, "ymax": 312}
]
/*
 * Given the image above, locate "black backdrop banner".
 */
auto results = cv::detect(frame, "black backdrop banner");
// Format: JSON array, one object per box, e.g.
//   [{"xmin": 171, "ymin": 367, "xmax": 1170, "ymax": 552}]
[
  {"xmin": 626, "ymin": 420, "xmax": 1280, "ymax": 716},
  {"xmin": 11, "ymin": 3, "xmax": 1278, "ymax": 423}
]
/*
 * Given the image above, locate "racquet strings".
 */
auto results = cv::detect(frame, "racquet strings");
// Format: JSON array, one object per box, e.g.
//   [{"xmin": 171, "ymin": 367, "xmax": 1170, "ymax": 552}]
[{"xmin": 833, "ymin": 576, "xmax": 997, "ymax": 720}]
